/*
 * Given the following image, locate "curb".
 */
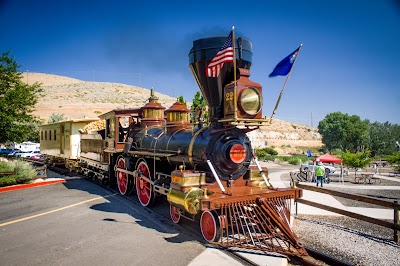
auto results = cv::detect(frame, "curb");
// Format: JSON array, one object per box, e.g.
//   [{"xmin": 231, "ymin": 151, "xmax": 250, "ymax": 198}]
[{"xmin": 0, "ymin": 179, "xmax": 66, "ymax": 193}]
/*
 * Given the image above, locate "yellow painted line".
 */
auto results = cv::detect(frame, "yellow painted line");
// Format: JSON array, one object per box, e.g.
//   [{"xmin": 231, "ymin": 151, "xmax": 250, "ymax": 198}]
[{"xmin": 0, "ymin": 193, "xmax": 118, "ymax": 227}]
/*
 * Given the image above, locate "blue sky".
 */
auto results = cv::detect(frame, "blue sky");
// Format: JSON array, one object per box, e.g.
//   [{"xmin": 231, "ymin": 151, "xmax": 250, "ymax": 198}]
[{"xmin": 1, "ymin": 0, "xmax": 399, "ymax": 126}]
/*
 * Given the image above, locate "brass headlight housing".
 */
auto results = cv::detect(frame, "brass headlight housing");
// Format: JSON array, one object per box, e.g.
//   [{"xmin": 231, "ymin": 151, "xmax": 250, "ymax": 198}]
[{"xmin": 239, "ymin": 87, "xmax": 262, "ymax": 116}]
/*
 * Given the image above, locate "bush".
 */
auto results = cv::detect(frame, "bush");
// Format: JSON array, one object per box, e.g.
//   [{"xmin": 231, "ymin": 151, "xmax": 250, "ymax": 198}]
[
  {"xmin": 287, "ymin": 157, "xmax": 301, "ymax": 165},
  {"xmin": 0, "ymin": 161, "xmax": 14, "ymax": 172},
  {"xmin": 0, "ymin": 176, "xmax": 17, "ymax": 187},
  {"xmin": 0, "ymin": 160, "xmax": 35, "ymax": 187},
  {"xmin": 255, "ymin": 147, "xmax": 278, "ymax": 161},
  {"xmin": 265, "ymin": 155, "xmax": 276, "ymax": 161},
  {"xmin": 265, "ymin": 147, "xmax": 278, "ymax": 156},
  {"xmin": 273, "ymin": 155, "xmax": 307, "ymax": 165}
]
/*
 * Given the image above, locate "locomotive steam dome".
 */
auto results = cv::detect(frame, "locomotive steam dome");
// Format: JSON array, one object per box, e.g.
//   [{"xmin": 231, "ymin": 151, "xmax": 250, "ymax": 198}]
[
  {"xmin": 189, "ymin": 37, "xmax": 253, "ymax": 122},
  {"xmin": 141, "ymin": 89, "xmax": 166, "ymax": 128},
  {"xmin": 165, "ymin": 100, "xmax": 191, "ymax": 132}
]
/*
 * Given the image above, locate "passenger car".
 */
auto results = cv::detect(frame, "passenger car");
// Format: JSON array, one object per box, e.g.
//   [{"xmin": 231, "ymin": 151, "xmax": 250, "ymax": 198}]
[{"xmin": 300, "ymin": 162, "xmax": 336, "ymax": 174}]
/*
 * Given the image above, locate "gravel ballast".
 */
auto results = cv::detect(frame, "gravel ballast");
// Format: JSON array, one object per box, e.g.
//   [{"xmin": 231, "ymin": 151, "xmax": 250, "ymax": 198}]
[{"xmin": 284, "ymin": 172, "xmax": 400, "ymax": 266}]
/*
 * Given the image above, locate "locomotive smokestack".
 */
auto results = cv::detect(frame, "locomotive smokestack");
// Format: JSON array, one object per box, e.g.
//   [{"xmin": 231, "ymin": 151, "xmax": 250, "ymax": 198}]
[{"xmin": 189, "ymin": 37, "xmax": 253, "ymax": 123}]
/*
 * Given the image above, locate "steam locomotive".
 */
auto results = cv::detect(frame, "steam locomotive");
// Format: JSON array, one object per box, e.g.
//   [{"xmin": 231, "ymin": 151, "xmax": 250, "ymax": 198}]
[{"xmin": 40, "ymin": 34, "xmax": 307, "ymax": 258}]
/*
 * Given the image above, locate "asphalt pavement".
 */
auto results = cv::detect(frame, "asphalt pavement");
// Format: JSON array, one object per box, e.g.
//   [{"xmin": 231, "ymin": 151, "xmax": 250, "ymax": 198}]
[{"xmin": 1, "ymin": 163, "xmax": 398, "ymax": 266}]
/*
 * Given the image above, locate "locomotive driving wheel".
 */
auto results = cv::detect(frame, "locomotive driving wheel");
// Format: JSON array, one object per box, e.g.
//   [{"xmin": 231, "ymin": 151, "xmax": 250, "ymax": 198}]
[
  {"xmin": 170, "ymin": 204, "xmax": 181, "ymax": 224},
  {"xmin": 136, "ymin": 159, "xmax": 155, "ymax": 207},
  {"xmin": 200, "ymin": 210, "xmax": 221, "ymax": 242},
  {"xmin": 115, "ymin": 156, "xmax": 129, "ymax": 195}
]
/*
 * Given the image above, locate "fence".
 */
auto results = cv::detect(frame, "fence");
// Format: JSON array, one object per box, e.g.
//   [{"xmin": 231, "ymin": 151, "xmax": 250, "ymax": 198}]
[{"xmin": 290, "ymin": 172, "xmax": 400, "ymax": 243}]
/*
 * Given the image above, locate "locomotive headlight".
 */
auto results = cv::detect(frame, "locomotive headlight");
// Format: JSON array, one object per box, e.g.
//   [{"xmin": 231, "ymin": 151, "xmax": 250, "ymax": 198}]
[{"xmin": 239, "ymin": 87, "xmax": 262, "ymax": 116}]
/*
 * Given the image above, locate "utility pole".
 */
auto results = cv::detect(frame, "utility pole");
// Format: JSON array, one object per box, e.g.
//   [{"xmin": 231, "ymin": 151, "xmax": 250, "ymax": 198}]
[{"xmin": 311, "ymin": 112, "xmax": 313, "ymax": 127}]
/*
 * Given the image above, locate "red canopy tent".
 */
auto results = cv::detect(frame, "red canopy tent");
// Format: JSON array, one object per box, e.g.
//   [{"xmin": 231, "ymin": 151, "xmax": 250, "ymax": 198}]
[{"xmin": 314, "ymin": 153, "xmax": 342, "ymax": 164}]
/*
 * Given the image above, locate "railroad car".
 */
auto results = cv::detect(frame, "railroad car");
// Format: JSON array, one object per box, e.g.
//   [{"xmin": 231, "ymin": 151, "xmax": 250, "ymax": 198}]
[
  {"xmin": 39, "ymin": 34, "xmax": 308, "ymax": 260},
  {"xmin": 40, "ymin": 118, "xmax": 99, "ymax": 168}
]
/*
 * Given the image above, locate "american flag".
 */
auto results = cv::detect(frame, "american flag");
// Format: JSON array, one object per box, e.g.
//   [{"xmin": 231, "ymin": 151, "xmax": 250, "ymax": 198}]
[{"xmin": 206, "ymin": 32, "xmax": 234, "ymax": 77}]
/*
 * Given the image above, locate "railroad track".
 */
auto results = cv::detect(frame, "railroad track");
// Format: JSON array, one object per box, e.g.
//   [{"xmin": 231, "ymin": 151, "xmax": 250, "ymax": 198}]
[{"xmin": 43, "ymin": 164, "xmax": 355, "ymax": 266}]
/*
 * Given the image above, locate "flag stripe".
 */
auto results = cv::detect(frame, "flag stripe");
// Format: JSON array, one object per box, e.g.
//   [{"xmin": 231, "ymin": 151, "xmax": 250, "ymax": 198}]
[{"xmin": 206, "ymin": 32, "xmax": 234, "ymax": 78}]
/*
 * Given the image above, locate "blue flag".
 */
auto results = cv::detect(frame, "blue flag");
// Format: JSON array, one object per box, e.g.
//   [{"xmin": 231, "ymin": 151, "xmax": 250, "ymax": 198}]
[{"xmin": 269, "ymin": 47, "xmax": 300, "ymax": 77}]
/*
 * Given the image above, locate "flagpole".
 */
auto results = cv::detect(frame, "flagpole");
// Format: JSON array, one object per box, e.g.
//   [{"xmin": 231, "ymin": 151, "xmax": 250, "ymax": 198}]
[
  {"xmin": 269, "ymin": 44, "xmax": 303, "ymax": 123},
  {"xmin": 232, "ymin": 26, "xmax": 237, "ymax": 119}
]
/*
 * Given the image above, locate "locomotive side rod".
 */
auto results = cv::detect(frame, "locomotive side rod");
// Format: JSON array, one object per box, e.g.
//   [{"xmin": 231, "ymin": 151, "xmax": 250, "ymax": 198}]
[{"xmin": 115, "ymin": 167, "xmax": 169, "ymax": 195}]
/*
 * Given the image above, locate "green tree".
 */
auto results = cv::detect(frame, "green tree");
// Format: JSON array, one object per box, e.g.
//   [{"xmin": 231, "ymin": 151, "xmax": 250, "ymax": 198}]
[
  {"xmin": 318, "ymin": 112, "xmax": 368, "ymax": 152},
  {"xmin": 177, "ymin": 96, "xmax": 187, "ymax": 106},
  {"xmin": 25, "ymin": 120, "xmax": 42, "ymax": 142},
  {"xmin": 341, "ymin": 149, "xmax": 371, "ymax": 178},
  {"xmin": 367, "ymin": 121, "xmax": 400, "ymax": 156},
  {"xmin": 0, "ymin": 51, "xmax": 43, "ymax": 144},
  {"xmin": 191, "ymin": 91, "xmax": 208, "ymax": 122},
  {"xmin": 48, "ymin": 113, "xmax": 65, "ymax": 123},
  {"xmin": 386, "ymin": 151, "xmax": 400, "ymax": 171}
]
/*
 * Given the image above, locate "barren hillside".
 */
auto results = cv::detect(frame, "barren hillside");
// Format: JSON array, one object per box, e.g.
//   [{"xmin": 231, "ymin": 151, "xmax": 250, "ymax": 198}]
[
  {"xmin": 25, "ymin": 72, "xmax": 177, "ymax": 121},
  {"xmin": 25, "ymin": 72, "xmax": 322, "ymax": 154}
]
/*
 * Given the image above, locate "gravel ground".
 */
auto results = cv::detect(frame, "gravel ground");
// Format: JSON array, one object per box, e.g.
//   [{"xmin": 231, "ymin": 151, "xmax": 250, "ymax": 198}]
[
  {"xmin": 281, "ymin": 172, "xmax": 400, "ymax": 266},
  {"xmin": 292, "ymin": 215, "xmax": 400, "ymax": 266}
]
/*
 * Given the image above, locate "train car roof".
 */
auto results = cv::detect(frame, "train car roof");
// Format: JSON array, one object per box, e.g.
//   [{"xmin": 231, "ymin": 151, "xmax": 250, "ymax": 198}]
[
  {"xmin": 99, "ymin": 108, "xmax": 142, "ymax": 120},
  {"xmin": 41, "ymin": 118, "xmax": 100, "ymax": 127}
]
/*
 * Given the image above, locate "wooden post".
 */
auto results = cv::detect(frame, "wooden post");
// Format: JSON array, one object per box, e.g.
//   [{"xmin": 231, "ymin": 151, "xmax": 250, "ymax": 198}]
[
  {"xmin": 290, "ymin": 172, "xmax": 296, "ymax": 188},
  {"xmin": 395, "ymin": 201, "xmax": 399, "ymax": 243}
]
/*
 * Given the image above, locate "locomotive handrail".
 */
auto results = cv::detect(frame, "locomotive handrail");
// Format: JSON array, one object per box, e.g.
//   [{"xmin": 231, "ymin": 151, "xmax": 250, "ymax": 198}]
[
  {"xmin": 252, "ymin": 154, "xmax": 272, "ymax": 188},
  {"xmin": 127, "ymin": 150, "xmax": 176, "ymax": 157},
  {"xmin": 206, "ymin": 160, "xmax": 226, "ymax": 193}
]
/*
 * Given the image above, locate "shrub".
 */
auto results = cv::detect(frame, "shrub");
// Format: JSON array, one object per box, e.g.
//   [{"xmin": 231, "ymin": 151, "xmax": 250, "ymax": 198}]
[
  {"xmin": 255, "ymin": 147, "xmax": 278, "ymax": 160},
  {"xmin": 270, "ymin": 155, "xmax": 306, "ymax": 165},
  {"xmin": 0, "ymin": 161, "xmax": 14, "ymax": 172},
  {"xmin": 264, "ymin": 147, "xmax": 278, "ymax": 156},
  {"xmin": 255, "ymin": 149, "xmax": 267, "ymax": 160},
  {"xmin": 0, "ymin": 176, "xmax": 17, "ymax": 187},
  {"xmin": 287, "ymin": 156, "xmax": 302, "ymax": 165},
  {"xmin": 0, "ymin": 160, "xmax": 35, "ymax": 187},
  {"xmin": 265, "ymin": 155, "xmax": 276, "ymax": 161}
]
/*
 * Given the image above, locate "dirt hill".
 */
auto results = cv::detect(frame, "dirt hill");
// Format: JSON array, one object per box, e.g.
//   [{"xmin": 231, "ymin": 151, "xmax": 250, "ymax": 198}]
[
  {"xmin": 25, "ymin": 72, "xmax": 177, "ymax": 121},
  {"xmin": 25, "ymin": 72, "xmax": 322, "ymax": 154}
]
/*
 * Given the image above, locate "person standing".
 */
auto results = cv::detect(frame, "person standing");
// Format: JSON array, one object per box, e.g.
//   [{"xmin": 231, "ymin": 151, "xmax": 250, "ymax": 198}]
[
  {"xmin": 315, "ymin": 160, "xmax": 325, "ymax": 187},
  {"xmin": 373, "ymin": 163, "xmax": 378, "ymax": 174}
]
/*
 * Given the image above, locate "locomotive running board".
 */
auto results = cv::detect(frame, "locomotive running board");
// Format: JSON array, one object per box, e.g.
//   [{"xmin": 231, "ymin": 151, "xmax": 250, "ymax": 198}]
[{"xmin": 211, "ymin": 196, "xmax": 308, "ymax": 258}]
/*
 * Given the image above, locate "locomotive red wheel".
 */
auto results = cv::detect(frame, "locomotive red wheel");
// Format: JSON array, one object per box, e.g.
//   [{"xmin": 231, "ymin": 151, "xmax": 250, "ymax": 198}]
[
  {"xmin": 200, "ymin": 210, "xmax": 221, "ymax": 242},
  {"xmin": 136, "ymin": 160, "xmax": 155, "ymax": 207},
  {"xmin": 170, "ymin": 204, "xmax": 181, "ymax": 224},
  {"xmin": 115, "ymin": 156, "xmax": 129, "ymax": 195}
]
